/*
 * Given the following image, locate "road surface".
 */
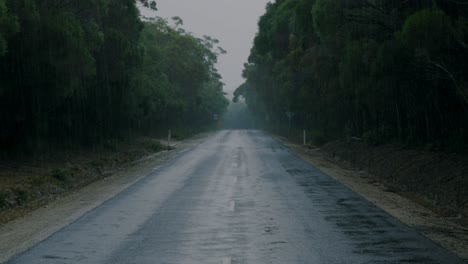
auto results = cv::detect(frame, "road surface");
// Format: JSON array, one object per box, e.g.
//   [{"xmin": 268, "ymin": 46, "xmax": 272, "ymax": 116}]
[{"xmin": 7, "ymin": 130, "xmax": 466, "ymax": 263}]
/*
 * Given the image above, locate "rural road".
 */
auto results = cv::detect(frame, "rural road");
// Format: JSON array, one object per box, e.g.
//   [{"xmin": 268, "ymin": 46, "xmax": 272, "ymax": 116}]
[{"xmin": 7, "ymin": 130, "xmax": 466, "ymax": 264}]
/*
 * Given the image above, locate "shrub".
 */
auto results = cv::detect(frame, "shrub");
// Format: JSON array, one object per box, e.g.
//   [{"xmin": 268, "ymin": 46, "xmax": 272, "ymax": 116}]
[
  {"xmin": 0, "ymin": 191, "xmax": 9, "ymax": 209},
  {"xmin": 144, "ymin": 139, "xmax": 163, "ymax": 152},
  {"xmin": 50, "ymin": 168, "xmax": 73, "ymax": 182},
  {"xmin": 309, "ymin": 129, "xmax": 327, "ymax": 146},
  {"xmin": 13, "ymin": 188, "xmax": 29, "ymax": 205}
]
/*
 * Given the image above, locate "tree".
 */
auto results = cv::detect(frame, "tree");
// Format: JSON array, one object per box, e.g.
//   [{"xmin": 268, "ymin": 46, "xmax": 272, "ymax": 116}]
[
  {"xmin": 139, "ymin": 0, "xmax": 157, "ymax": 11},
  {"xmin": 0, "ymin": 0, "xmax": 229, "ymax": 155},
  {"xmin": 0, "ymin": 0, "xmax": 18, "ymax": 56},
  {"xmin": 236, "ymin": 0, "xmax": 468, "ymax": 150}
]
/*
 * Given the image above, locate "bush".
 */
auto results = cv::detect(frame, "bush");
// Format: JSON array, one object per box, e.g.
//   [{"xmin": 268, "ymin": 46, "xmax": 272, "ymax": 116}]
[
  {"xmin": 171, "ymin": 129, "xmax": 192, "ymax": 140},
  {"xmin": 144, "ymin": 139, "xmax": 163, "ymax": 152},
  {"xmin": 50, "ymin": 168, "xmax": 73, "ymax": 182},
  {"xmin": 0, "ymin": 191, "xmax": 9, "ymax": 209},
  {"xmin": 363, "ymin": 126, "xmax": 393, "ymax": 146},
  {"xmin": 103, "ymin": 139, "xmax": 119, "ymax": 151},
  {"xmin": 309, "ymin": 129, "xmax": 327, "ymax": 146},
  {"xmin": 13, "ymin": 188, "xmax": 29, "ymax": 205}
]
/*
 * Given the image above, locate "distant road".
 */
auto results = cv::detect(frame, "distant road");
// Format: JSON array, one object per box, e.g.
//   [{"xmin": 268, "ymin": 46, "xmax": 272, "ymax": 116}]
[{"xmin": 8, "ymin": 130, "xmax": 466, "ymax": 263}]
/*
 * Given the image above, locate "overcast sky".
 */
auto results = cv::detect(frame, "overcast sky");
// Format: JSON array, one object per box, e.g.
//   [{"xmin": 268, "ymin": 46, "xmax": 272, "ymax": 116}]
[{"xmin": 139, "ymin": 0, "xmax": 270, "ymax": 98}]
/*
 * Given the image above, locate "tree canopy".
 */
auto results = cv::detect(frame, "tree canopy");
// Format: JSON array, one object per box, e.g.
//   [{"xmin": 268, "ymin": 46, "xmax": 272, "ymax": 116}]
[
  {"xmin": 235, "ymin": 0, "xmax": 468, "ymax": 151},
  {"xmin": 0, "ymin": 0, "xmax": 228, "ymax": 155}
]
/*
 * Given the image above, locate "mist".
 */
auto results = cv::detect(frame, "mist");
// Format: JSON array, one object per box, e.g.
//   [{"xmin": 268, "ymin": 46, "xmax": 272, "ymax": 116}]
[{"xmin": 138, "ymin": 0, "xmax": 271, "ymax": 98}]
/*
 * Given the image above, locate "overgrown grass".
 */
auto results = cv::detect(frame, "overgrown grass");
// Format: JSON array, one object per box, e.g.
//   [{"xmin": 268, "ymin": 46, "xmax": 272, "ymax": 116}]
[
  {"xmin": 50, "ymin": 168, "xmax": 73, "ymax": 182},
  {"xmin": 144, "ymin": 139, "xmax": 163, "ymax": 152},
  {"xmin": 12, "ymin": 188, "xmax": 29, "ymax": 206},
  {"xmin": 0, "ymin": 134, "xmax": 190, "ymax": 220},
  {"xmin": 103, "ymin": 139, "xmax": 120, "ymax": 151},
  {"xmin": 171, "ymin": 129, "xmax": 194, "ymax": 140},
  {"xmin": 308, "ymin": 129, "xmax": 327, "ymax": 146},
  {"xmin": 0, "ymin": 191, "xmax": 9, "ymax": 209}
]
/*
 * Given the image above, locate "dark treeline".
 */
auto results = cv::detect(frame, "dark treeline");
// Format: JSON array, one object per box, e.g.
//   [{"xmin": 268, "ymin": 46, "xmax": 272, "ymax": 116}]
[
  {"xmin": 0, "ymin": 0, "xmax": 228, "ymax": 155},
  {"xmin": 235, "ymin": 0, "xmax": 468, "ymax": 151}
]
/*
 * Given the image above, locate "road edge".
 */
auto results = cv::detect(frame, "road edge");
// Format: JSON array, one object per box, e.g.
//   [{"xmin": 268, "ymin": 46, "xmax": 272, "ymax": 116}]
[
  {"xmin": 273, "ymin": 135, "xmax": 468, "ymax": 262},
  {"xmin": 0, "ymin": 133, "xmax": 211, "ymax": 264}
]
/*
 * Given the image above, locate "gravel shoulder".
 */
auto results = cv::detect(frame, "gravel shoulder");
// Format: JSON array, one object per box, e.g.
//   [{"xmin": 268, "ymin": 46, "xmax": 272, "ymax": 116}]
[
  {"xmin": 0, "ymin": 133, "xmax": 209, "ymax": 263},
  {"xmin": 275, "ymin": 136, "xmax": 468, "ymax": 261}
]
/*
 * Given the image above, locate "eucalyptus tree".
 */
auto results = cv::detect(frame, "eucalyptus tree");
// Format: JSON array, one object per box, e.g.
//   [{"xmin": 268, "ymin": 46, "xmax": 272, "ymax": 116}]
[
  {"xmin": 0, "ymin": 0, "xmax": 228, "ymax": 155},
  {"xmin": 236, "ymin": 0, "xmax": 468, "ymax": 150}
]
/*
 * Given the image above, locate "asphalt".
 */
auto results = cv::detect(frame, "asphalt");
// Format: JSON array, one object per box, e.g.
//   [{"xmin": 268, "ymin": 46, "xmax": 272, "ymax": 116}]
[{"xmin": 7, "ymin": 130, "xmax": 466, "ymax": 264}]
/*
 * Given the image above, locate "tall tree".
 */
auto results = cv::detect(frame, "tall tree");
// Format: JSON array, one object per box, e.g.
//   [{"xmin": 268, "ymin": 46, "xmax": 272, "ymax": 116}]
[{"xmin": 236, "ymin": 0, "xmax": 468, "ymax": 150}]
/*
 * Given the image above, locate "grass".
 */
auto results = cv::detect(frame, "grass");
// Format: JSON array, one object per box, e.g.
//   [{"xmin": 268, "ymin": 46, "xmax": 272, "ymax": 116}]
[
  {"xmin": 50, "ymin": 168, "xmax": 73, "ymax": 182},
  {"xmin": 0, "ymin": 191, "xmax": 9, "ymax": 209},
  {"xmin": 12, "ymin": 188, "xmax": 29, "ymax": 206},
  {"xmin": 0, "ymin": 135, "xmax": 182, "ymax": 223},
  {"xmin": 144, "ymin": 139, "xmax": 164, "ymax": 152}
]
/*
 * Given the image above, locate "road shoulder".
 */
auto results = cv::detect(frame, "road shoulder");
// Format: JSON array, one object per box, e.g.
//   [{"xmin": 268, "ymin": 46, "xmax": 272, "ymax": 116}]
[
  {"xmin": 0, "ymin": 134, "xmax": 209, "ymax": 264},
  {"xmin": 276, "ymin": 137, "xmax": 468, "ymax": 261}
]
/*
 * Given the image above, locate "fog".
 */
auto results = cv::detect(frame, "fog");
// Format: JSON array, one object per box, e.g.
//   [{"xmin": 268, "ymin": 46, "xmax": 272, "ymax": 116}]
[{"xmin": 139, "ymin": 0, "xmax": 270, "ymax": 98}]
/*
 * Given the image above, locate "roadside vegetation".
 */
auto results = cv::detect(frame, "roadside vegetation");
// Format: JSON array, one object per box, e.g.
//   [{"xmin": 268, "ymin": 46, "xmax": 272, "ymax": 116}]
[
  {"xmin": 0, "ymin": 0, "xmax": 228, "ymax": 221},
  {"xmin": 235, "ymin": 0, "xmax": 468, "ymax": 217},
  {"xmin": 0, "ymin": 0, "xmax": 228, "ymax": 157},
  {"xmin": 235, "ymin": 0, "xmax": 468, "ymax": 152},
  {"xmin": 0, "ymin": 137, "xmax": 168, "ymax": 223}
]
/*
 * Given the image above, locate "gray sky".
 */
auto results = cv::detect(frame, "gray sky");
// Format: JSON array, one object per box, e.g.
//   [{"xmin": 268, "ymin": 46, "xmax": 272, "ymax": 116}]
[{"xmin": 139, "ymin": 0, "xmax": 270, "ymax": 98}]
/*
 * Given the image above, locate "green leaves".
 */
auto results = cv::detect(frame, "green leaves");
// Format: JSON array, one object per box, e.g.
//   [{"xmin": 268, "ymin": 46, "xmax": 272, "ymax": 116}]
[
  {"xmin": 137, "ymin": 21, "xmax": 228, "ymax": 128},
  {"xmin": 238, "ymin": 0, "xmax": 468, "ymax": 150},
  {"xmin": 312, "ymin": 0, "xmax": 344, "ymax": 43},
  {"xmin": 0, "ymin": 0, "xmax": 19, "ymax": 56},
  {"xmin": 0, "ymin": 0, "xmax": 228, "ymax": 154},
  {"xmin": 400, "ymin": 9, "xmax": 452, "ymax": 55},
  {"xmin": 139, "ymin": 0, "xmax": 157, "ymax": 11}
]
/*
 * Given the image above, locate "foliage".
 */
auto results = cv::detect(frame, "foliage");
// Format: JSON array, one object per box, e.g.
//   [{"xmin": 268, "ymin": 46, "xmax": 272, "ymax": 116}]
[
  {"xmin": 144, "ymin": 139, "xmax": 163, "ymax": 152},
  {"xmin": 139, "ymin": 0, "xmax": 157, "ymax": 11},
  {"xmin": 0, "ymin": 0, "xmax": 228, "ymax": 155},
  {"xmin": 0, "ymin": 191, "xmax": 8, "ymax": 208},
  {"xmin": 236, "ymin": 0, "xmax": 468, "ymax": 151},
  {"xmin": 50, "ymin": 168, "xmax": 73, "ymax": 182}
]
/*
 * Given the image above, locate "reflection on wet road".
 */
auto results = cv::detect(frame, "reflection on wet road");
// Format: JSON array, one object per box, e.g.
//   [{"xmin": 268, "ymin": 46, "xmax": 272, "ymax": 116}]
[{"xmin": 7, "ymin": 130, "xmax": 466, "ymax": 263}]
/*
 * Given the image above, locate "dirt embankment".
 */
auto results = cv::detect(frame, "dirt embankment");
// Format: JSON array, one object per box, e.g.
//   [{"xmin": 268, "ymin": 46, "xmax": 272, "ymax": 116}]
[
  {"xmin": 0, "ymin": 138, "xmax": 171, "ymax": 224},
  {"xmin": 320, "ymin": 141, "xmax": 468, "ymax": 218},
  {"xmin": 0, "ymin": 134, "xmax": 208, "ymax": 263}
]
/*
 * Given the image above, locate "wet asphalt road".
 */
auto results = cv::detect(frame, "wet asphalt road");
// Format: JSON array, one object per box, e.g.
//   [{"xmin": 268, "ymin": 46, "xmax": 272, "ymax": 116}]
[{"xmin": 7, "ymin": 130, "xmax": 466, "ymax": 264}]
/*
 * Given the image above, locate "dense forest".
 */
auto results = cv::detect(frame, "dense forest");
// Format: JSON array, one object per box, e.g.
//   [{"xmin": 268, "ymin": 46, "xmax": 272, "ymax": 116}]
[
  {"xmin": 0, "ymin": 0, "xmax": 228, "ymax": 156},
  {"xmin": 235, "ymin": 0, "xmax": 468, "ymax": 151}
]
